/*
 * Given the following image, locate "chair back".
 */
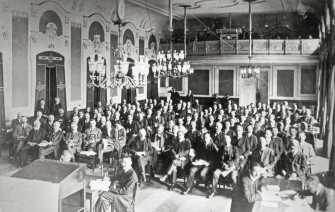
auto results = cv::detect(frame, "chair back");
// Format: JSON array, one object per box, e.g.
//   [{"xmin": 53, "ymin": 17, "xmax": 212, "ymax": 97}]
[{"xmin": 131, "ymin": 182, "xmax": 138, "ymax": 212}]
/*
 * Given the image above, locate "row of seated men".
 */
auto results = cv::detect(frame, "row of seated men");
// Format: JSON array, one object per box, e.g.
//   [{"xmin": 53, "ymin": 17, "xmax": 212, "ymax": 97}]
[{"xmin": 9, "ymin": 96, "xmax": 316, "ymax": 197}]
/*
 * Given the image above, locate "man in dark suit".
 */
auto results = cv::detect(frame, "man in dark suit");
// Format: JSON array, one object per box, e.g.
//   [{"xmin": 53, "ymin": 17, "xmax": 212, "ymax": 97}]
[
  {"xmin": 306, "ymin": 176, "xmax": 335, "ymax": 212},
  {"xmin": 95, "ymin": 157, "xmax": 138, "ymax": 212},
  {"xmin": 19, "ymin": 120, "xmax": 48, "ymax": 166},
  {"xmin": 51, "ymin": 97, "xmax": 63, "ymax": 116},
  {"xmin": 230, "ymin": 162, "xmax": 263, "ymax": 212}
]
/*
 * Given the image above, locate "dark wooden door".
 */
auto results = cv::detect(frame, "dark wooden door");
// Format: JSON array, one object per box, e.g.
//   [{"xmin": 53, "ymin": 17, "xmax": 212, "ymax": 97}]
[{"xmin": 36, "ymin": 52, "xmax": 66, "ymax": 112}]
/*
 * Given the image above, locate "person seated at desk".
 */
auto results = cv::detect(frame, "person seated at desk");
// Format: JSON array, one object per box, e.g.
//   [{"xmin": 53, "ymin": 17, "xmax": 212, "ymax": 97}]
[
  {"xmin": 19, "ymin": 120, "xmax": 48, "ymax": 166},
  {"xmin": 251, "ymin": 137, "xmax": 276, "ymax": 177},
  {"xmin": 126, "ymin": 128, "xmax": 151, "ymax": 184},
  {"xmin": 98, "ymin": 120, "xmax": 117, "ymax": 164},
  {"xmin": 298, "ymin": 131, "xmax": 315, "ymax": 173},
  {"xmin": 277, "ymin": 139, "xmax": 308, "ymax": 180},
  {"xmin": 111, "ymin": 121, "xmax": 127, "ymax": 158},
  {"xmin": 160, "ymin": 131, "xmax": 191, "ymax": 190},
  {"xmin": 230, "ymin": 162, "xmax": 263, "ymax": 212},
  {"xmin": 12, "ymin": 116, "xmax": 32, "ymax": 163},
  {"xmin": 95, "ymin": 157, "xmax": 138, "ymax": 212},
  {"xmin": 83, "ymin": 119, "xmax": 102, "ymax": 151},
  {"xmin": 150, "ymin": 124, "xmax": 166, "ymax": 175},
  {"xmin": 184, "ymin": 132, "xmax": 219, "ymax": 195},
  {"xmin": 64, "ymin": 122, "xmax": 83, "ymax": 157},
  {"xmin": 39, "ymin": 121, "xmax": 64, "ymax": 160},
  {"xmin": 306, "ymin": 176, "xmax": 335, "ymax": 212},
  {"xmin": 209, "ymin": 135, "xmax": 240, "ymax": 198}
]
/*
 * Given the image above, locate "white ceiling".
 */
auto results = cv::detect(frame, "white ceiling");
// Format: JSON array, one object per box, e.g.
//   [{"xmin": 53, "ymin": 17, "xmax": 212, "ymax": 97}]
[{"xmin": 139, "ymin": 0, "xmax": 319, "ymax": 17}]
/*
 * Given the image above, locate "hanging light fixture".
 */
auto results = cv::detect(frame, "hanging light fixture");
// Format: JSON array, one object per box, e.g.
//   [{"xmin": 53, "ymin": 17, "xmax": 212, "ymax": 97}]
[
  {"xmin": 152, "ymin": 1, "xmax": 193, "ymax": 78},
  {"xmin": 109, "ymin": 7, "xmax": 149, "ymax": 88},
  {"xmin": 240, "ymin": 0, "xmax": 260, "ymax": 79}
]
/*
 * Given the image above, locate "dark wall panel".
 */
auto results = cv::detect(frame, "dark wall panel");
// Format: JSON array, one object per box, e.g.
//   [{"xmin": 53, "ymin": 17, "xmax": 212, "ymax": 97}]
[
  {"xmin": 71, "ymin": 24, "xmax": 81, "ymax": 101},
  {"xmin": 12, "ymin": 16, "xmax": 28, "ymax": 107},
  {"xmin": 219, "ymin": 70, "xmax": 234, "ymax": 96},
  {"xmin": 139, "ymin": 38, "xmax": 144, "ymax": 55},
  {"xmin": 301, "ymin": 66, "xmax": 316, "ymax": 94},
  {"xmin": 169, "ymin": 77, "xmax": 182, "ymax": 91},
  {"xmin": 189, "ymin": 69, "xmax": 209, "ymax": 95},
  {"xmin": 277, "ymin": 69, "xmax": 294, "ymax": 97}
]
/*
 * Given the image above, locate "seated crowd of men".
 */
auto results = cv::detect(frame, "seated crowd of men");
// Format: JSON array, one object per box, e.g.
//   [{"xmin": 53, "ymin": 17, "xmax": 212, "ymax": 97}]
[{"xmin": 9, "ymin": 95, "xmax": 317, "ymax": 198}]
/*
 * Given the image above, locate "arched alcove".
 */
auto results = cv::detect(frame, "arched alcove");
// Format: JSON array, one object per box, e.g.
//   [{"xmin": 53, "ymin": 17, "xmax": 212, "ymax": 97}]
[
  {"xmin": 89, "ymin": 21, "xmax": 105, "ymax": 42},
  {"xmin": 39, "ymin": 10, "xmax": 63, "ymax": 36}
]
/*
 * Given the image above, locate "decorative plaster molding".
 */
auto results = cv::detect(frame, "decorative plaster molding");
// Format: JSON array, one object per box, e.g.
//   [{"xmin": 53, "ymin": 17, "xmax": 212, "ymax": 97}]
[{"xmin": 1, "ymin": 27, "xmax": 9, "ymax": 41}]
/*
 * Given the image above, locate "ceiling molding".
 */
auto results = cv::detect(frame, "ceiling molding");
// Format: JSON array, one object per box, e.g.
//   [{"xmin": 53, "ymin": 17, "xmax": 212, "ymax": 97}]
[{"xmin": 126, "ymin": 0, "xmax": 183, "ymax": 19}]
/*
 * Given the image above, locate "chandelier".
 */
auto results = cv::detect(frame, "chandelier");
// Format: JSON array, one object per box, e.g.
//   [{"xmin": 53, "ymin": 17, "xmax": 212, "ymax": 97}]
[
  {"xmin": 152, "ymin": 50, "xmax": 193, "ymax": 78},
  {"xmin": 239, "ymin": 0, "xmax": 260, "ymax": 79},
  {"xmin": 240, "ymin": 62, "xmax": 260, "ymax": 78},
  {"xmin": 88, "ymin": 54, "xmax": 108, "ymax": 88},
  {"xmin": 152, "ymin": 1, "xmax": 193, "ymax": 79},
  {"xmin": 110, "ymin": 48, "xmax": 148, "ymax": 88}
]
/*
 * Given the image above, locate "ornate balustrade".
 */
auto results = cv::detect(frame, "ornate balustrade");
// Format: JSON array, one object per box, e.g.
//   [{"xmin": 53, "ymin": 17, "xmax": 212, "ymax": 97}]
[{"xmin": 160, "ymin": 39, "xmax": 320, "ymax": 56}]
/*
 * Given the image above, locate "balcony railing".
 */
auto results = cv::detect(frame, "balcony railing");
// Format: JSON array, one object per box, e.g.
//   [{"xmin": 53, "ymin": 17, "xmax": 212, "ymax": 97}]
[{"xmin": 160, "ymin": 39, "xmax": 320, "ymax": 56}]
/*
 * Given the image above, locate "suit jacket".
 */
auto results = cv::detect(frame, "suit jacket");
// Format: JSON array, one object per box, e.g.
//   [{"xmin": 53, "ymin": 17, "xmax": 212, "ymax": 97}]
[
  {"xmin": 95, "ymin": 168, "xmax": 138, "ymax": 212},
  {"xmin": 27, "ymin": 128, "xmax": 48, "ymax": 144},
  {"xmin": 231, "ymin": 175, "xmax": 262, "ymax": 212},
  {"xmin": 312, "ymin": 186, "xmax": 335, "ymax": 212},
  {"xmin": 213, "ymin": 132, "xmax": 226, "ymax": 150},
  {"xmin": 13, "ymin": 124, "xmax": 32, "ymax": 141},
  {"xmin": 241, "ymin": 134, "xmax": 258, "ymax": 158}
]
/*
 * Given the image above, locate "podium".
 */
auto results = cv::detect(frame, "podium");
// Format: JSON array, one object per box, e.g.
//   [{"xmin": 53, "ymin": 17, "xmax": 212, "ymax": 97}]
[{"xmin": 0, "ymin": 159, "xmax": 86, "ymax": 212}]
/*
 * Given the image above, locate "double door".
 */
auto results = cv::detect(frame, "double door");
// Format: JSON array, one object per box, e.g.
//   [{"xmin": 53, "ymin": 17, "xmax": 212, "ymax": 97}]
[{"xmin": 35, "ymin": 51, "xmax": 66, "ymax": 112}]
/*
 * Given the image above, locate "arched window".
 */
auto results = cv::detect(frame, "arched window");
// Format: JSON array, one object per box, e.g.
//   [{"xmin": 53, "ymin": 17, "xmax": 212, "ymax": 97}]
[
  {"xmin": 123, "ymin": 29, "xmax": 135, "ymax": 45},
  {"xmin": 39, "ymin": 10, "xmax": 63, "ymax": 36},
  {"xmin": 89, "ymin": 21, "xmax": 105, "ymax": 42},
  {"xmin": 148, "ymin": 34, "xmax": 157, "ymax": 50}
]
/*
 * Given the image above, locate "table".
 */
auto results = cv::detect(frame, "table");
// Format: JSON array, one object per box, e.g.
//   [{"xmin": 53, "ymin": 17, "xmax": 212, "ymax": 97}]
[
  {"xmin": 253, "ymin": 178, "xmax": 313, "ymax": 212},
  {"xmin": 0, "ymin": 159, "xmax": 86, "ymax": 212}
]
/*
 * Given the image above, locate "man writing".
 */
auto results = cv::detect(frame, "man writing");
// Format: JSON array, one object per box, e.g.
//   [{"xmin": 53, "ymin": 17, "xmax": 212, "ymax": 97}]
[{"xmin": 95, "ymin": 157, "xmax": 138, "ymax": 212}]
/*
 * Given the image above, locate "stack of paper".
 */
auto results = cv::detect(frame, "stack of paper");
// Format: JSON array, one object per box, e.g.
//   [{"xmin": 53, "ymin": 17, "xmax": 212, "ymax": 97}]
[
  {"xmin": 90, "ymin": 179, "xmax": 111, "ymax": 191},
  {"xmin": 79, "ymin": 151, "xmax": 97, "ymax": 156}
]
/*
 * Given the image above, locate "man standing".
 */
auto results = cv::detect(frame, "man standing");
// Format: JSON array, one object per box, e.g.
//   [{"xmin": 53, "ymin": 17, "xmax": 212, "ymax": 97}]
[{"xmin": 95, "ymin": 157, "xmax": 138, "ymax": 212}]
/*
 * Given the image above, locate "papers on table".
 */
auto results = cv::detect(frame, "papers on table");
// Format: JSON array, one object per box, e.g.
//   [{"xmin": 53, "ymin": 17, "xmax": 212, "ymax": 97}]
[
  {"xmin": 260, "ymin": 191, "xmax": 281, "ymax": 202},
  {"xmin": 38, "ymin": 141, "xmax": 49, "ymax": 147},
  {"xmin": 79, "ymin": 151, "xmax": 97, "ymax": 156},
  {"xmin": 136, "ymin": 151, "xmax": 145, "ymax": 156},
  {"xmin": 192, "ymin": 159, "xmax": 209, "ymax": 166},
  {"xmin": 89, "ymin": 178, "xmax": 111, "ymax": 191}
]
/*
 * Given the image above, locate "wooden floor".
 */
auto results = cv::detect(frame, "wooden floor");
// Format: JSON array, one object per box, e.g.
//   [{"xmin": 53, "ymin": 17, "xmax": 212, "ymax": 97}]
[
  {"xmin": 135, "ymin": 180, "xmax": 231, "ymax": 212},
  {"xmin": 0, "ymin": 147, "xmax": 330, "ymax": 212}
]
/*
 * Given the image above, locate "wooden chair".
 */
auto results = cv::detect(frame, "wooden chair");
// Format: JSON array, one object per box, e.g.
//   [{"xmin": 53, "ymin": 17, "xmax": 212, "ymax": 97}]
[{"xmin": 131, "ymin": 182, "xmax": 138, "ymax": 212}]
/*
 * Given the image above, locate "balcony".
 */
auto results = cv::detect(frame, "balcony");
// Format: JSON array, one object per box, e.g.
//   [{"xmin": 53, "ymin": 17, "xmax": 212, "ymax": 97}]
[{"xmin": 160, "ymin": 39, "xmax": 320, "ymax": 56}]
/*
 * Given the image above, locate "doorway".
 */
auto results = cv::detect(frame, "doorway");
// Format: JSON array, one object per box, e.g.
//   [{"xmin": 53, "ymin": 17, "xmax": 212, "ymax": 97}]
[
  {"xmin": 45, "ymin": 66, "xmax": 57, "ymax": 110},
  {"xmin": 35, "ymin": 51, "xmax": 66, "ymax": 113}
]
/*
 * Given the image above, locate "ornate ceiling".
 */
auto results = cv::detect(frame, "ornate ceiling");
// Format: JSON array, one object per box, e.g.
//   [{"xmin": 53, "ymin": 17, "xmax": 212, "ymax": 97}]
[{"xmin": 134, "ymin": 0, "xmax": 321, "ymax": 17}]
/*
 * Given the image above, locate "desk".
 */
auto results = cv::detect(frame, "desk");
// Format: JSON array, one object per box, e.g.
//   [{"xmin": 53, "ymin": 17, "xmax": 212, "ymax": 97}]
[
  {"xmin": 253, "ymin": 178, "xmax": 312, "ymax": 212},
  {"xmin": 253, "ymin": 197, "xmax": 313, "ymax": 212}
]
